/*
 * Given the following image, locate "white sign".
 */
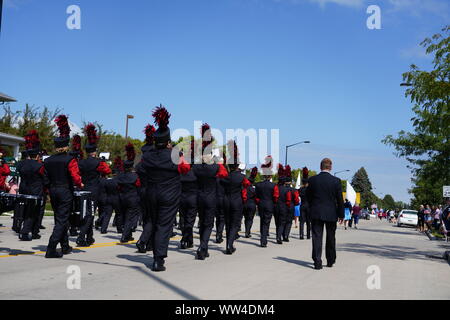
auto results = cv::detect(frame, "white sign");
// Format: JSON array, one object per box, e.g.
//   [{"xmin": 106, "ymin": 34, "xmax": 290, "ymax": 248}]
[{"xmin": 444, "ymin": 186, "xmax": 450, "ymax": 198}]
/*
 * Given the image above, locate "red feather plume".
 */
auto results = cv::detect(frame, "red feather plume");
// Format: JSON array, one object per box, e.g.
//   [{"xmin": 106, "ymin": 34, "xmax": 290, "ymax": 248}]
[
  {"xmin": 302, "ymin": 167, "xmax": 309, "ymax": 179},
  {"xmin": 113, "ymin": 156, "xmax": 124, "ymax": 173},
  {"xmin": 125, "ymin": 142, "xmax": 136, "ymax": 162},
  {"xmin": 144, "ymin": 124, "xmax": 156, "ymax": 144},
  {"xmin": 84, "ymin": 123, "xmax": 99, "ymax": 145},
  {"xmin": 250, "ymin": 167, "xmax": 258, "ymax": 180},
  {"xmin": 201, "ymin": 123, "xmax": 214, "ymax": 150},
  {"xmin": 152, "ymin": 105, "xmax": 170, "ymax": 130},
  {"xmin": 285, "ymin": 165, "xmax": 292, "ymax": 178},
  {"xmin": 54, "ymin": 115, "xmax": 71, "ymax": 138},
  {"xmin": 25, "ymin": 130, "xmax": 40, "ymax": 150},
  {"xmin": 277, "ymin": 164, "xmax": 285, "ymax": 177},
  {"xmin": 71, "ymin": 135, "xmax": 84, "ymax": 159}
]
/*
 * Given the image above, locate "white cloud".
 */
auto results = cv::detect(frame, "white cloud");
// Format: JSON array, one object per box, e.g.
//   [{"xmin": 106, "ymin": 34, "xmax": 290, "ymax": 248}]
[{"xmin": 387, "ymin": 0, "xmax": 450, "ymax": 19}]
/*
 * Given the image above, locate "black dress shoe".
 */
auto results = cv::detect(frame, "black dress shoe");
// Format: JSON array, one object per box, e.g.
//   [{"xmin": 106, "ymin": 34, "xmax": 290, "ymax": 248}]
[
  {"xmin": 146, "ymin": 244, "xmax": 153, "ymax": 252},
  {"xmin": 100, "ymin": 231, "xmax": 107, "ymax": 234},
  {"xmin": 314, "ymin": 265, "xmax": 323, "ymax": 270},
  {"xmin": 152, "ymin": 260, "xmax": 166, "ymax": 272},
  {"xmin": 76, "ymin": 238, "xmax": 88, "ymax": 247},
  {"xmin": 276, "ymin": 239, "xmax": 283, "ymax": 244},
  {"xmin": 87, "ymin": 238, "xmax": 95, "ymax": 246},
  {"xmin": 300, "ymin": 236, "xmax": 304, "ymax": 240},
  {"xmin": 136, "ymin": 241, "xmax": 147, "ymax": 253},
  {"xmin": 196, "ymin": 250, "xmax": 206, "ymax": 260},
  {"xmin": 245, "ymin": 233, "xmax": 251, "ymax": 238},
  {"xmin": 32, "ymin": 234, "xmax": 41, "ymax": 240},
  {"xmin": 261, "ymin": 243, "xmax": 267, "ymax": 248},
  {"xmin": 39, "ymin": 225, "xmax": 46, "ymax": 230},
  {"xmin": 283, "ymin": 238, "xmax": 290, "ymax": 242},
  {"xmin": 327, "ymin": 262, "xmax": 335, "ymax": 268},
  {"xmin": 180, "ymin": 241, "xmax": 188, "ymax": 249},
  {"xmin": 235, "ymin": 234, "xmax": 240, "ymax": 240},
  {"xmin": 62, "ymin": 246, "xmax": 73, "ymax": 255},
  {"xmin": 215, "ymin": 238, "xmax": 223, "ymax": 244},
  {"xmin": 19, "ymin": 234, "xmax": 32, "ymax": 241},
  {"xmin": 45, "ymin": 250, "xmax": 63, "ymax": 258}
]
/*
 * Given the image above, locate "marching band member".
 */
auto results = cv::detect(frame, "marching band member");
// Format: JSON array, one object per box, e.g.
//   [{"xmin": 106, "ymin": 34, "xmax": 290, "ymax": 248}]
[
  {"xmin": 17, "ymin": 130, "xmax": 47, "ymax": 241},
  {"xmin": 117, "ymin": 143, "xmax": 141, "ymax": 243},
  {"xmin": 274, "ymin": 164, "xmax": 292, "ymax": 244},
  {"xmin": 221, "ymin": 140, "xmax": 251, "ymax": 255},
  {"xmin": 44, "ymin": 115, "xmax": 83, "ymax": 258},
  {"xmin": 255, "ymin": 156, "xmax": 279, "ymax": 248},
  {"xmin": 0, "ymin": 148, "xmax": 11, "ymax": 192},
  {"xmin": 77, "ymin": 124, "xmax": 111, "ymax": 247},
  {"xmin": 69, "ymin": 135, "xmax": 83, "ymax": 236},
  {"xmin": 282, "ymin": 165, "xmax": 300, "ymax": 242},
  {"xmin": 299, "ymin": 167, "xmax": 311, "ymax": 240},
  {"xmin": 141, "ymin": 105, "xmax": 190, "ymax": 271},
  {"xmin": 192, "ymin": 124, "xmax": 228, "ymax": 260}
]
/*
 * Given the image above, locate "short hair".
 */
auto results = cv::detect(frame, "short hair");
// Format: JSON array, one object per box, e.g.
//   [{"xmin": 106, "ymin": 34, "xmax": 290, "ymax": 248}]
[{"xmin": 320, "ymin": 158, "xmax": 332, "ymax": 170}]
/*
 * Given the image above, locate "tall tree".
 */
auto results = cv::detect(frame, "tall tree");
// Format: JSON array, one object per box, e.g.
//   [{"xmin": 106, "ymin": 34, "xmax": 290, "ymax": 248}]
[
  {"xmin": 383, "ymin": 26, "xmax": 450, "ymax": 207},
  {"xmin": 351, "ymin": 167, "xmax": 376, "ymax": 208}
]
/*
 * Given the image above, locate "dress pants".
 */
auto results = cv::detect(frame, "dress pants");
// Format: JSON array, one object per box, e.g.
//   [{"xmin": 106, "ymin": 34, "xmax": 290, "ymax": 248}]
[
  {"xmin": 47, "ymin": 187, "xmax": 73, "ymax": 250},
  {"xmin": 20, "ymin": 198, "xmax": 41, "ymax": 236},
  {"xmin": 78, "ymin": 187, "xmax": 97, "ymax": 242},
  {"xmin": 180, "ymin": 193, "xmax": 197, "ymax": 245},
  {"xmin": 300, "ymin": 208, "xmax": 311, "ymax": 239},
  {"xmin": 311, "ymin": 219, "xmax": 337, "ymax": 267},
  {"xmin": 275, "ymin": 206, "xmax": 288, "ymax": 241},
  {"xmin": 243, "ymin": 204, "xmax": 256, "ymax": 235},
  {"xmin": 258, "ymin": 203, "xmax": 274, "ymax": 246},
  {"xmin": 197, "ymin": 192, "xmax": 216, "ymax": 253},
  {"xmin": 215, "ymin": 197, "xmax": 225, "ymax": 241},
  {"xmin": 223, "ymin": 193, "xmax": 244, "ymax": 250},
  {"xmin": 283, "ymin": 208, "xmax": 295, "ymax": 239},
  {"xmin": 121, "ymin": 203, "xmax": 140, "ymax": 240}
]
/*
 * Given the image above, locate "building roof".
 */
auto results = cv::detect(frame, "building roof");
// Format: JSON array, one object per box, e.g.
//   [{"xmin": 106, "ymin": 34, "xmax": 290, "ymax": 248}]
[
  {"xmin": 0, "ymin": 132, "xmax": 25, "ymax": 144},
  {"xmin": 0, "ymin": 92, "xmax": 17, "ymax": 102}
]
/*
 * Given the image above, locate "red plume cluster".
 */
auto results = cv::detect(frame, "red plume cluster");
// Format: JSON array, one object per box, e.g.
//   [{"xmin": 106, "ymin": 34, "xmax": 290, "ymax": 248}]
[
  {"xmin": 285, "ymin": 165, "xmax": 292, "ymax": 178},
  {"xmin": 71, "ymin": 135, "xmax": 84, "ymax": 159},
  {"xmin": 261, "ymin": 155, "xmax": 273, "ymax": 169},
  {"xmin": 24, "ymin": 130, "xmax": 40, "ymax": 150},
  {"xmin": 125, "ymin": 142, "xmax": 136, "ymax": 162},
  {"xmin": 201, "ymin": 123, "xmax": 214, "ymax": 151},
  {"xmin": 54, "ymin": 115, "xmax": 71, "ymax": 138},
  {"xmin": 250, "ymin": 167, "xmax": 258, "ymax": 180},
  {"xmin": 277, "ymin": 164, "xmax": 285, "ymax": 177},
  {"xmin": 144, "ymin": 124, "xmax": 156, "ymax": 144},
  {"xmin": 113, "ymin": 156, "xmax": 124, "ymax": 172},
  {"xmin": 84, "ymin": 123, "xmax": 99, "ymax": 145},
  {"xmin": 302, "ymin": 167, "xmax": 309, "ymax": 179},
  {"xmin": 152, "ymin": 105, "xmax": 171, "ymax": 130}
]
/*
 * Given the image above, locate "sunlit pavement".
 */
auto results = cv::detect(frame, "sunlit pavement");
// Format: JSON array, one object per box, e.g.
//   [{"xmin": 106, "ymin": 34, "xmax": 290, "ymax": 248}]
[{"xmin": 0, "ymin": 215, "xmax": 449, "ymax": 300}]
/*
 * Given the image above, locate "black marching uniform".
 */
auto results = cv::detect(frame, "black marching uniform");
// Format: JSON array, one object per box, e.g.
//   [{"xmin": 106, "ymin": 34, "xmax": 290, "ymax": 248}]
[
  {"xmin": 215, "ymin": 177, "xmax": 226, "ymax": 243},
  {"xmin": 299, "ymin": 185, "xmax": 311, "ymax": 239},
  {"xmin": 243, "ymin": 183, "xmax": 257, "ymax": 238},
  {"xmin": 116, "ymin": 168, "xmax": 141, "ymax": 242},
  {"xmin": 255, "ymin": 179, "xmax": 279, "ymax": 247},
  {"xmin": 179, "ymin": 170, "xmax": 198, "ymax": 249},
  {"xmin": 275, "ymin": 183, "xmax": 291, "ymax": 244}
]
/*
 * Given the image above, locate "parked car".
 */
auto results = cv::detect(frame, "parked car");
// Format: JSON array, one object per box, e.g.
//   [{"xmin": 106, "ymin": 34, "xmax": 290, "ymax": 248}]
[{"xmin": 397, "ymin": 210, "xmax": 418, "ymax": 227}]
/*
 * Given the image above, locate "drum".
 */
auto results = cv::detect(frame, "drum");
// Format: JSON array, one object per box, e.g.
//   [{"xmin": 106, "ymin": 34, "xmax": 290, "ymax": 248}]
[
  {"xmin": 73, "ymin": 191, "xmax": 92, "ymax": 220},
  {"xmin": 0, "ymin": 193, "xmax": 19, "ymax": 213}
]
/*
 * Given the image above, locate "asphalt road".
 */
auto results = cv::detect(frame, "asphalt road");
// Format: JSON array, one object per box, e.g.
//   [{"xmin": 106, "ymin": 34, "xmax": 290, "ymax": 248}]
[{"xmin": 0, "ymin": 215, "xmax": 449, "ymax": 300}]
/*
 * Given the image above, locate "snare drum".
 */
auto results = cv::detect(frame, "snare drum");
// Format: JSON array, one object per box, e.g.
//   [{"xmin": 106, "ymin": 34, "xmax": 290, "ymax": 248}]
[
  {"xmin": 73, "ymin": 191, "xmax": 92, "ymax": 220},
  {"xmin": 0, "ymin": 193, "xmax": 19, "ymax": 213}
]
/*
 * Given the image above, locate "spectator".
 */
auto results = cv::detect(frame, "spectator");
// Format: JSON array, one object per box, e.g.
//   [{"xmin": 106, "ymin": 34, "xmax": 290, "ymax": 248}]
[
  {"xmin": 417, "ymin": 205, "xmax": 425, "ymax": 232},
  {"xmin": 343, "ymin": 199, "xmax": 352, "ymax": 230},
  {"xmin": 351, "ymin": 202, "xmax": 361, "ymax": 229}
]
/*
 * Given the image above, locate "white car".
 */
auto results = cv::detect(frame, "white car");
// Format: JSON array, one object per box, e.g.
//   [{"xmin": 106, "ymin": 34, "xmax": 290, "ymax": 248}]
[{"xmin": 397, "ymin": 210, "xmax": 418, "ymax": 227}]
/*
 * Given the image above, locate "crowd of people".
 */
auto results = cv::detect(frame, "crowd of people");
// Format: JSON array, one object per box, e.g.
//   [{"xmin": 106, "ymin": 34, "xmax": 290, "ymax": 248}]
[
  {"xmin": 417, "ymin": 204, "xmax": 450, "ymax": 237},
  {"xmin": 0, "ymin": 106, "xmax": 330, "ymax": 272}
]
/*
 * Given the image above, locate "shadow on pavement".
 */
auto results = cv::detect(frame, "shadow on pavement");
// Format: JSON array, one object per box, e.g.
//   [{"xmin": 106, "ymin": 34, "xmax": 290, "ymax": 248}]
[
  {"xmin": 0, "ymin": 247, "xmax": 35, "ymax": 255},
  {"xmin": 273, "ymin": 256, "xmax": 314, "ymax": 269},
  {"xmin": 337, "ymin": 243, "xmax": 445, "ymax": 262}
]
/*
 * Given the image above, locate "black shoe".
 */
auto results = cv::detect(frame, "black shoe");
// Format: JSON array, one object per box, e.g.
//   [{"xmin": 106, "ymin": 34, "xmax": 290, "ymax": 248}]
[
  {"xmin": 180, "ymin": 241, "xmax": 188, "ymax": 250},
  {"xmin": 120, "ymin": 237, "xmax": 133, "ymax": 243},
  {"xmin": 245, "ymin": 233, "xmax": 251, "ymax": 238},
  {"xmin": 45, "ymin": 250, "xmax": 63, "ymax": 258},
  {"xmin": 307, "ymin": 236, "xmax": 311, "ymax": 240},
  {"xmin": 261, "ymin": 243, "xmax": 267, "ymax": 248},
  {"xmin": 76, "ymin": 238, "xmax": 88, "ymax": 247},
  {"xmin": 62, "ymin": 246, "xmax": 73, "ymax": 255},
  {"xmin": 283, "ymin": 238, "xmax": 289, "ymax": 242},
  {"xmin": 327, "ymin": 262, "xmax": 335, "ymax": 268},
  {"xmin": 32, "ymin": 234, "xmax": 41, "ymax": 240},
  {"xmin": 87, "ymin": 238, "xmax": 95, "ymax": 246},
  {"xmin": 215, "ymin": 238, "xmax": 223, "ymax": 244},
  {"xmin": 146, "ymin": 243, "xmax": 153, "ymax": 252},
  {"xmin": 69, "ymin": 230, "xmax": 78, "ymax": 236},
  {"xmin": 152, "ymin": 260, "xmax": 166, "ymax": 272},
  {"xmin": 19, "ymin": 234, "xmax": 32, "ymax": 241},
  {"xmin": 276, "ymin": 239, "xmax": 283, "ymax": 244},
  {"xmin": 136, "ymin": 241, "xmax": 147, "ymax": 253},
  {"xmin": 117, "ymin": 228, "xmax": 123, "ymax": 234},
  {"xmin": 225, "ymin": 246, "xmax": 236, "ymax": 255},
  {"xmin": 235, "ymin": 234, "xmax": 240, "ymax": 240},
  {"xmin": 196, "ymin": 249, "xmax": 206, "ymax": 260},
  {"xmin": 300, "ymin": 236, "xmax": 304, "ymax": 240},
  {"xmin": 314, "ymin": 264, "xmax": 323, "ymax": 270},
  {"xmin": 39, "ymin": 225, "xmax": 46, "ymax": 230},
  {"xmin": 100, "ymin": 231, "xmax": 107, "ymax": 234},
  {"xmin": 94, "ymin": 221, "xmax": 100, "ymax": 230}
]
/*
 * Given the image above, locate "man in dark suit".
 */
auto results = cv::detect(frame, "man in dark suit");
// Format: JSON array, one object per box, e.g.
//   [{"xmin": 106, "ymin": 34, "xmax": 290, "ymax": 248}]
[{"xmin": 306, "ymin": 158, "xmax": 344, "ymax": 270}]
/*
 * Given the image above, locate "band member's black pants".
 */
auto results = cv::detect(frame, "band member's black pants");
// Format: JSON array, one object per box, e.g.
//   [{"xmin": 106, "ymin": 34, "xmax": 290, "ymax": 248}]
[
  {"xmin": 311, "ymin": 219, "xmax": 337, "ymax": 267},
  {"xmin": 300, "ymin": 208, "xmax": 311, "ymax": 239},
  {"xmin": 258, "ymin": 203, "xmax": 274, "ymax": 246},
  {"xmin": 20, "ymin": 199, "xmax": 41, "ymax": 236},
  {"xmin": 283, "ymin": 208, "xmax": 295, "ymax": 239},
  {"xmin": 223, "ymin": 194, "xmax": 243, "ymax": 250},
  {"xmin": 197, "ymin": 192, "xmax": 216, "ymax": 252},
  {"xmin": 275, "ymin": 206, "xmax": 289, "ymax": 241},
  {"xmin": 47, "ymin": 187, "xmax": 72, "ymax": 250},
  {"xmin": 243, "ymin": 204, "xmax": 256, "ymax": 235},
  {"xmin": 215, "ymin": 197, "xmax": 225, "ymax": 241},
  {"xmin": 122, "ymin": 204, "xmax": 140, "ymax": 241},
  {"xmin": 180, "ymin": 193, "xmax": 197, "ymax": 245}
]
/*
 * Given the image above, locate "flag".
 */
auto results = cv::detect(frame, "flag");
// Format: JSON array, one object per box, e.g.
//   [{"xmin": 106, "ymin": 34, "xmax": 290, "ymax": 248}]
[
  {"xmin": 295, "ymin": 170, "xmax": 301, "ymax": 189},
  {"xmin": 346, "ymin": 181, "xmax": 357, "ymax": 206}
]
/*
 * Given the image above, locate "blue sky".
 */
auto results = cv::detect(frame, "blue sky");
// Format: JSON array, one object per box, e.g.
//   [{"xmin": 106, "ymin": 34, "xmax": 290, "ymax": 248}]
[{"xmin": 1, "ymin": 0, "xmax": 448, "ymax": 203}]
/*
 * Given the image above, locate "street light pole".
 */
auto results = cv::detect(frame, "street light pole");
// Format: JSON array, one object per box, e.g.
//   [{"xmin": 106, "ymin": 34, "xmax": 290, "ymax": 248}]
[
  {"xmin": 285, "ymin": 140, "xmax": 310, "ymax": 166},
  {"xmin": 334, "ymin": 169, "xmax": 350, "ymax": 176},
  {"xmin": 125, "ymin": 114, "xmax": 134, "ymax": 139}
]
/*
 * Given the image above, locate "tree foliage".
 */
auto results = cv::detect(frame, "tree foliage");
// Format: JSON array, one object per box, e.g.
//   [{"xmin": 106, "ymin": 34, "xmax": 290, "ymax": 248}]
[{"xmin": 382, "ymin": 26, "xmax": 450, "ymax": 207}]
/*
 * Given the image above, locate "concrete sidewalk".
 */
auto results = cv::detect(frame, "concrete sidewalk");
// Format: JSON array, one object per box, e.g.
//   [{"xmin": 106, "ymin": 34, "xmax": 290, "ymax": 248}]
[{"xmin": 0, "ymin": 216, "xmax": 449, "ymax": 299}]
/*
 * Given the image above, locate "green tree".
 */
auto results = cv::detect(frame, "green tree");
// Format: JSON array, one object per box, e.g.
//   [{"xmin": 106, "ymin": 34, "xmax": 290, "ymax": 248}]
[
  {"xmin": 383, "ymin": 194, "xmax": 396, "ymax": 209},
  {"xmin": 383, "ymin": 26, "xmax": 450, "ymax": 207},
  {"xmin": 351, "ymin": 167, "xmax": 376, "ymax": 208}
]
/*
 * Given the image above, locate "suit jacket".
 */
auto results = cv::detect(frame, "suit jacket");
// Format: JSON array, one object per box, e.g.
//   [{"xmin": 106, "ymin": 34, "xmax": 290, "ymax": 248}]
[{"xmin": 306, "ymin": 171, "xmax": 344, "ymax": 222}]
